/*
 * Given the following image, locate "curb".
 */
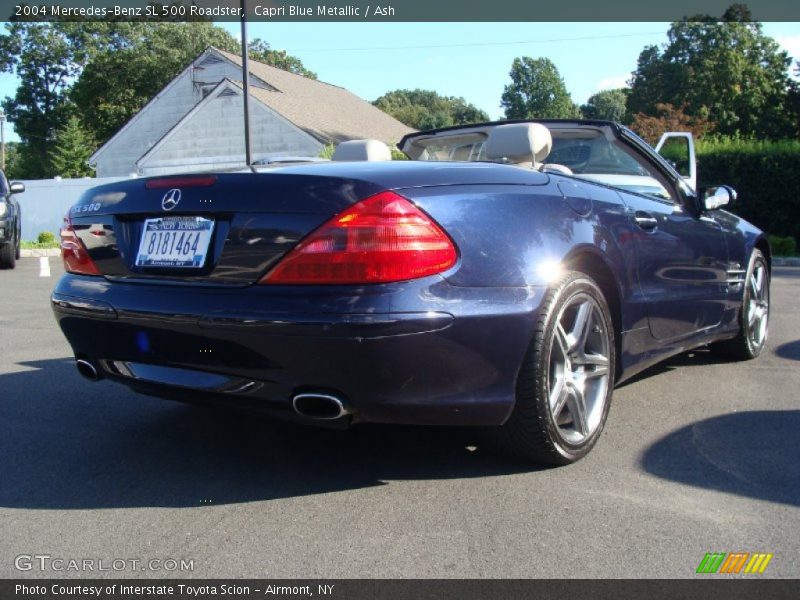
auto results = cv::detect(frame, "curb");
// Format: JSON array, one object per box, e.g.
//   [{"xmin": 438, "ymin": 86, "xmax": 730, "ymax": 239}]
[
  {"xmin": 773, "ymin": 257, "xmax": 800, "ymax": 267},
  {"xmin": 21, "ymin": 248, "xmax": 61, "ymax": 257}
]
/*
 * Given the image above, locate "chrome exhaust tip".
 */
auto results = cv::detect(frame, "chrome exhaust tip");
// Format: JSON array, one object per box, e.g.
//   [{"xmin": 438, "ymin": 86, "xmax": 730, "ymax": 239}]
[
  {"xmin": 292, "ymin": 393, "xmax": 350, "ymax": 420},
  {"xmin": 76, "ymin": 359, "xmax": 101, "ymax": 381}
]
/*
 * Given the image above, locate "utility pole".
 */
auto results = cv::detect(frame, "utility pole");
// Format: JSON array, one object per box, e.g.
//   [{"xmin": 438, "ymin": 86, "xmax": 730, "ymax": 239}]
[{"xmin": 240, "ymin": 0, "xmax": 252, "ymax": 167}]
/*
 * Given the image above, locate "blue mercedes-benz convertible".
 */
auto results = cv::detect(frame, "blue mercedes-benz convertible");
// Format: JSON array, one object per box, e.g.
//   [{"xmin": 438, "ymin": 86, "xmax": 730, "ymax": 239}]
[{"xmin": 52, "ymin": 120, "xmax": 770, "ymax": 464}]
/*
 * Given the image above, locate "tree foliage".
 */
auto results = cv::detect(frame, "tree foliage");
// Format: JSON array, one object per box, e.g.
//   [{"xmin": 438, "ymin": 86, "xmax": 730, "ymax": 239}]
[
  {"xmin": 69, "ymin": 22, "xmax": 241, "ymax": 144},
  {"xmin": 373, "ymin": 89, "xmax": 489, "ymax": 130},
  {"xmin": 0, "ymin": 23, "xmax": 84, "ymax": 177},
  {"xmin": 49, "ymin": 115, "xmax": 96, "ymax": 178},
  {"xmin": 501, "ymin": 57, "xmax": 580, "ymax": 120},
  {"xmin": 629, "ymin": 103, "xmax": 715, "ymax": 145},
  {"xmin": 627, "ymin": 4, "xmax": 796, "ymax": 138},
  {"xmin": 3, "ymin": 142, "xmax": 24, "ymax": 179},
  {"xmin": 248, "ymin": 38, "xmax": 317, "ymax": 80},
  {"xmin": 696, "ymin": 137, "xmax": 800, "ymax": 246},
  {"xmin": 581, "ymin": 89, "xmax": 628, "ymax": 122},
  {"xmin": 0, "ymin": 22, "xmax": 315, "ymax": 177}
]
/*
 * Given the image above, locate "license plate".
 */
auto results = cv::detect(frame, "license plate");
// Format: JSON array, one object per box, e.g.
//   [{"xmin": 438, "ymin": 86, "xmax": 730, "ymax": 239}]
[{"xmin": 135, "ymin": 216, "xmax": 215, "ymax": 268}]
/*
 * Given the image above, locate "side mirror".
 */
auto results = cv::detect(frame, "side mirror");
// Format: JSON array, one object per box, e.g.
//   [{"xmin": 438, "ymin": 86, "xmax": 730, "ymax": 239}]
[
  {"xmin": 9, "ymin": 181, "xmax": 25, "ymax": 194},
  {"xmin": 702, "ymin": 185, "xmax": 737, "ymax": 211}
]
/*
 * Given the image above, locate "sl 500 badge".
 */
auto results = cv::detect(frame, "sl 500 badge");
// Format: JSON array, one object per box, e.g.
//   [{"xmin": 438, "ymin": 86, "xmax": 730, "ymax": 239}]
[{"xmin": 72, "ymin": 203, "xmax": 101, "ymax": 214}]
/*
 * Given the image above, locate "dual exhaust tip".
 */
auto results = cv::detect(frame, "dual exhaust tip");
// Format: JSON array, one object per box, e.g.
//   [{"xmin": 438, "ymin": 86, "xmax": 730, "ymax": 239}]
[
  {"xmin": 75, "ymin": 359, "xmax": 349, "ymax": 421},
  {"xmin": 292, "ymin": 393, "xmax": 350, "ymax": 420},
  {"xmin": 76, "ymin": 359, "xmax": 101, "ymax": 381}
]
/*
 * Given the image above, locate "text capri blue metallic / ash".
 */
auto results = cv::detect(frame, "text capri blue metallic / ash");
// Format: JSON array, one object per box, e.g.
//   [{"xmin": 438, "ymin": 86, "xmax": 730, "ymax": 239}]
[{"xmin": 52, "ymin": 120, "xmax": 771, "ymax": 464}]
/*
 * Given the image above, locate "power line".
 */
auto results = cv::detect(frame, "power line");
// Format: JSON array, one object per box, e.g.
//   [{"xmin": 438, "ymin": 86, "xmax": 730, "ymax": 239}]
[{"xmin": 291, "ymin": 31, "xmax": 666, "ymax": 53}]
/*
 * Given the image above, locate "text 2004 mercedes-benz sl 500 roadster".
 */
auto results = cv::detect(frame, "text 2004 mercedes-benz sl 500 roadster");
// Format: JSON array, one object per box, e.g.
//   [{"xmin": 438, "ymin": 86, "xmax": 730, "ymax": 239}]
[{"xmin": 52, "ymin": 120, "xmax": 770, "ymax": 464}]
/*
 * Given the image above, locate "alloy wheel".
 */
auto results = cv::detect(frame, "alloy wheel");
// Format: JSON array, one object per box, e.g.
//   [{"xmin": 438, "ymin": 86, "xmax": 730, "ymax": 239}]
[
  {"xmin": 548, "ymin": 294, "xmax": 611, "ymax": 445},
  {"xmin": 747, "ymin": 261, "xmax": 769, "ymax": 349}
]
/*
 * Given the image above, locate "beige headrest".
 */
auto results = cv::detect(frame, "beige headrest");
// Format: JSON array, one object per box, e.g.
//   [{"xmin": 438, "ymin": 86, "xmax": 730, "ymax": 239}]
[
  {"xmin": 485, "ymin": 123, "xmax": 553, "ymax": 166},
  {"xmin": 331, "ymin": 139, "xmax": 392, "ymax": 162}
]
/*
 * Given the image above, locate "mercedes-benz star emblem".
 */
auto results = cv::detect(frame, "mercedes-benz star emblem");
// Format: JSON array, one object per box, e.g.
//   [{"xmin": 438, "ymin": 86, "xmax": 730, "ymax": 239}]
[{"xmin": 161, "ymin": 188, "xmax": 181, "ymax": 211}]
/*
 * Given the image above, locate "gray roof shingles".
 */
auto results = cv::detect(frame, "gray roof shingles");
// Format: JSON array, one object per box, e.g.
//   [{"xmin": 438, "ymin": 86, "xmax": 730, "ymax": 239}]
[{"xmin": 215, "ymin": 47, "xmax": 414, "ymax": 144}]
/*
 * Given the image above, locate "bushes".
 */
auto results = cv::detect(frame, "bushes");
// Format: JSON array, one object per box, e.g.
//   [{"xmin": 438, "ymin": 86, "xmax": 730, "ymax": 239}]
[
  {"xmin": 318, "ymin": 142, "xmax": 408, "ymax": 160},
  {"xmin": 768, "ymin": 235, "xmax": 797, "ymax": 257},
  {"xmin": 21, "ymin": 232, "xmax": 59, "ymax": 249},
  {"xmin": 696, "ymin": 138, "xmax": 800, "ymax": 248},
  {"xmin": 317, "ymin": 143, "xmax": 336, "ymax": 160},
  {"xmin": 37, "ymin": 231, "xmax": 57, "ymax": 245}
]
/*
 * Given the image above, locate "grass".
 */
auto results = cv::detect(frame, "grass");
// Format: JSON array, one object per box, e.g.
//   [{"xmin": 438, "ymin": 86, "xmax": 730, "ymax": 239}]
[{"xmin": 21, "ymin": 240, "xmax": 60, "ymax": 249}]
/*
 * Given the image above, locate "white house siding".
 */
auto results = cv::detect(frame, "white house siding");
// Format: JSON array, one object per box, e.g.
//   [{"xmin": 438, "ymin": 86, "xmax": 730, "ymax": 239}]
[
  {"xmin": 92, "ymin": 53, "xmax": 272, "ymax": 177},
  {"xmin": 137, "ymin": 89, "xmax": 322, "ymax": 176},
  {"xmin": 92, "ymin": 68, "xmax": 199, "ymax": 177}
]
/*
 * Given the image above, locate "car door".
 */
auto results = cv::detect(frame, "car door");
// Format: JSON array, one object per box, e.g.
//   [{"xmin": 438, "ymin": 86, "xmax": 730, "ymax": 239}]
[
  {"xmin": 655, "ymin": 132, "xmax": 697, "ymax": 191},
  {"xmin": 616, "ymin": 189, "xmax": 730, "ymax": 340},
  {"xmin": 573, "ymin": 128, "xmax": 729, "ymax": 341},
  {"xmin": 619, "ymin": 132, "xmax": 730, "ymax": 340}
]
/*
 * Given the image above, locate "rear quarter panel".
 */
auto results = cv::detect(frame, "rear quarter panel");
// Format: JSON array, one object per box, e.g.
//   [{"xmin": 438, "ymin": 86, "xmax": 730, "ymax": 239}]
[{"xmin": 400, "ymin": 178, "xmax": 646, "ymax": 333}]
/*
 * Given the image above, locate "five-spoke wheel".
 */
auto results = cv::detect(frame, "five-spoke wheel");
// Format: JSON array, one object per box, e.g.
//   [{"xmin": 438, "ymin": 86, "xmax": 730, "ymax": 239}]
[
  {"xmin": 492, "ymin": 271, "xmax": 615, "ymax": 465},
  {"xmin": 549, "ymin": 295, "xmax": 611, "ymax": 445},
  {"xmin": 712, "ymin": 249, "xmax": 770, "ymax": 360},
  {"xmin": 746, "ymin": 259, "xmax": 769, "ymax": 349}
]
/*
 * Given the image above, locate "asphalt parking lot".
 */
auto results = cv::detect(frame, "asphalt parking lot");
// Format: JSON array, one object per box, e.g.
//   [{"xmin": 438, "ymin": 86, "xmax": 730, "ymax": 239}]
[{"xmin": 1, "ymin": 257, "xmax": 798, "ymax": 579}]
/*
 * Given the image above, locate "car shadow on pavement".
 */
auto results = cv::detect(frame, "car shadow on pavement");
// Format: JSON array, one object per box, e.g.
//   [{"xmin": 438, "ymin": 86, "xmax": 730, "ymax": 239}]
[
  {"xmin": 773, "ymin": 340, "xmax": 800, "ymax": 362},
  {"xmin": 641, "ymin": 410, "xmax": 800, "ymax": 507},
  {"xmin": 616, "ymin": 347, "xmax": 735, "ymax": 388},
  {"xmin": 0, "ymin": 359, "xmax": 535, "ymax": 510}
]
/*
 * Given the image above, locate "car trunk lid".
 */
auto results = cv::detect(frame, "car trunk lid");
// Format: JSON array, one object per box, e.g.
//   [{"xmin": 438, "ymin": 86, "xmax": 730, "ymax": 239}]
[{"xmin": 68, "ymin": 172, "xmax": 384, "ymax": 285}]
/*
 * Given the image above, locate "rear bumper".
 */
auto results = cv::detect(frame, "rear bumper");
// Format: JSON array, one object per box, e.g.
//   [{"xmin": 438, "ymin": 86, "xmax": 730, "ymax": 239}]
[{"xmin": 52, "ymin": 274, "xmax": 547, "ymax": 426}]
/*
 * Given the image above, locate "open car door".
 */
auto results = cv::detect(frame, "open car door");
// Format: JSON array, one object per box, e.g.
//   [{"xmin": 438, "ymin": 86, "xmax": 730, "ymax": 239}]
[{"xmin": 655, "ymin": 132, "xmax": 697, "ymax": 192}]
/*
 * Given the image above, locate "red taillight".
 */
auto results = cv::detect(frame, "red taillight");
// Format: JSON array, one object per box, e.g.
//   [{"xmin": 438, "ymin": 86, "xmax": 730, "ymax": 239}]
[
  {"xmin": 260, "ymin": 191, "xmax": 458, "ymax": 285},
  {"xmin": 60, "ymin": 213, "xmax": 101, "ymax": 276},
  {"xmin": 145, "ymin": 175, "xmax": 217, "ymax": 189}
]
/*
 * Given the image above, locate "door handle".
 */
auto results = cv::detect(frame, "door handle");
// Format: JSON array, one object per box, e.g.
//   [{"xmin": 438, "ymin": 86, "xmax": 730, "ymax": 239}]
[{"xmin": 634, "ymin": 211, "xmax": 658, "ymax": 231}]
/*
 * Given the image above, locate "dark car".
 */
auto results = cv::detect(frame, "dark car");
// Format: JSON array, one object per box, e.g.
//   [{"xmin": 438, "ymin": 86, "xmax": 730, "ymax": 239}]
[
  {"xmin": 51, "ymin": 121, "xmax": 770, "ymax": 464},
  {"xmin": 0, "ymin": 172, "xmax": 24, "ymax": 269}
]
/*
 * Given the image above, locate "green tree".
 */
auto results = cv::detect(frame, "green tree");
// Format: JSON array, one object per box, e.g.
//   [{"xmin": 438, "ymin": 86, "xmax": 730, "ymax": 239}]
[
  {"xmin": 0, "ymin": 21, "xmax": 316, "ymax": 175},
  {"xmin": 581, "ymin": 88, "xmax": 628, "ymax": 122},
  {"xmin": 71, "ymin": 26, "xmax": 315, "ymax": 144},
  {"xmin": 2, "ymin": 141, "xmax": 24, "ymax": 179},
  {"xmin": 627, "ymin": 4, "xmax": 795, "ymax": 138},
  {"xmin": 0, "ymin": 21, "xmax": 170, "ymax": 177},
  {"xmin": 70, "ymin": 22, "xmax": 241, "ymax": 144},
  {"xmin": 629, "ymin": 103, "xmax": 715, "ymax": 145},
  {"xmin": 501, "ymin": 57, "xmax": 580, "ymax": 120},
  {"xmin": 0, "ymin": 23, "xmax": 86, "ymax": 177},
  {"xmin": 248, "ymin": 39, "xmax": 316, "ymax": 79},
  {"xmin": 790, "ymin": 63, "xmax": 800, "ymax": 136},
  {"xmin": 373, "ymin": 89, "xmax": 489, "ymax": 130},
  {"xmin": 49, "ymin": 115, "xmax": 96, "ymax": 178}
]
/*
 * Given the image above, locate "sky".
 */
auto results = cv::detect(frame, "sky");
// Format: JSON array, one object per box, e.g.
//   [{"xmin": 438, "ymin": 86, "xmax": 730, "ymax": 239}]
[{"xmin": 0, "ymin": 21, "xmax": 798, "ymax": 143}]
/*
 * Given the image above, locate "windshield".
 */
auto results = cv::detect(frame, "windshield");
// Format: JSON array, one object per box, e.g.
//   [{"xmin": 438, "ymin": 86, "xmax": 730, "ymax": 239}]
[
  {"xmin": 407, "ymin": 124, "xmax": 671, "ymax": 200},
  {"xmin": 414, "ymin": 133, "xmax": 488, "ymax": 162}
]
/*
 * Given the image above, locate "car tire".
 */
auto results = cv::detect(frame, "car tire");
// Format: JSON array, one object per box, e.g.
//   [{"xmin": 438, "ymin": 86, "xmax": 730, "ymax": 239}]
[
  {"xmin": 15, "ymin": 229, "xmax": 21, "ymax": 260},
  {"xmin": 489, "ymin": 271, "xmax": 615, "ymax": 465},
  {"xmin": 710, "ymin": 249, "xmax": 769, "ymax": 360},
  {"xmin": 0, "ymin": 238, "xmax": 15, "ymax": 269}
]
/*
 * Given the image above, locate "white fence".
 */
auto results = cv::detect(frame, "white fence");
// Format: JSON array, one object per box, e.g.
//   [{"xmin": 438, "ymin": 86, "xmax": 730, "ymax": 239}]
[{"xmin": 19, "ymin": 176, "xmax": 134, "ymax": 241}]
